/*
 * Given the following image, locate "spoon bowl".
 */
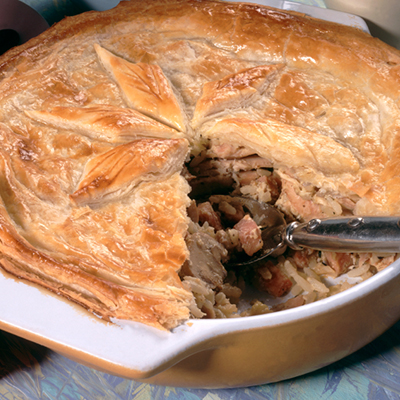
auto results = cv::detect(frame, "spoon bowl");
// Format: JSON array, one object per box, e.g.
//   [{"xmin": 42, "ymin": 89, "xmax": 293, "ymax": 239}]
[{"xmin": 224, "ymin": 197, "xmax": 400, "ymax": 267}]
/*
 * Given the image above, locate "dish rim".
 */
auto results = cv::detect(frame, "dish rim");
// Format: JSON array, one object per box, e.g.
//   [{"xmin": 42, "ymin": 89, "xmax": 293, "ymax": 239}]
[
  {"xmin": 0, "ymin": 255, "xmax": 399, "ymax": 376},
  {"xmin": 226, "ymin": 0, "xmax": 370, "ymax": 33}
]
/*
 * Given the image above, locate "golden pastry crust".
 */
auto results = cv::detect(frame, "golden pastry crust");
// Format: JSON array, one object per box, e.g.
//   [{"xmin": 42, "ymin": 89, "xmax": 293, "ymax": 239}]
[
  {"xmin": 1, "ymin": 0, "xmax": 400, "ymax": 329},
  {"xmin": 94, "ymin": 44, "xmax": 187, "ymax": 132},
  {"xmin": 70, "ymin": 138, "xmax": 189, "ymax": 206},
  {"xmin": 204, "ymin": 117, "xmax": 360, "ymax": 175},
  {"xmin": 25, "ymin": 104, "xmax": 183, "ymax": 143},
  {"xmin": 192, "ymin": 64, "xmax": 285, "ymax": 128}
]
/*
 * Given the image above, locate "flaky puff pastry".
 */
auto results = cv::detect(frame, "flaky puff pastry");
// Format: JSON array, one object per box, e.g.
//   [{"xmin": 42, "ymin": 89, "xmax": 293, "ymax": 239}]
[
  {"xmin": 94, "ymin": 44, "xmax": 187, "ymax": 133},
  {"xmin": 70, "ymin": 138, "xmax": 189, "ymax": 206},
  {"xmin": 25, "ymin": 104, "xmax": 183, "ymax": 143},
  {"xmin": 1, "ymin": 0, "xmax": 400, "ymax": 328}
]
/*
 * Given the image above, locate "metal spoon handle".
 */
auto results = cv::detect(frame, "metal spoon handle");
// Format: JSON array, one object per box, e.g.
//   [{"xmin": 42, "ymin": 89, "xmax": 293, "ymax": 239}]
[{"xmin": 286, "ymin": 216, "xmax": 400, "ymax": 253}]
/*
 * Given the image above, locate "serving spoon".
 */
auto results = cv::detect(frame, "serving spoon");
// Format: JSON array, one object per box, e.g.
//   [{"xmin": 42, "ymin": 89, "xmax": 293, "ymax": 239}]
[{"xmin": 226, "ymin": 197, "xmax": 400, "ymax": 267}]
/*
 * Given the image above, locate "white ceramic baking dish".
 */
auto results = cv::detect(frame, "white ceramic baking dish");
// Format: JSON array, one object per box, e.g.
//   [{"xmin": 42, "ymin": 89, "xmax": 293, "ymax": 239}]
[
  {"xmin": 228, "ymin": 0, "xmax": 370, "ymax": 33},
  {"xmin": 1, "ymin": 1, "xmax": 398, "ymax": 389},
  {"xmin": 1, "ymin": 256, "xmax": 399, "ymax": 388}
]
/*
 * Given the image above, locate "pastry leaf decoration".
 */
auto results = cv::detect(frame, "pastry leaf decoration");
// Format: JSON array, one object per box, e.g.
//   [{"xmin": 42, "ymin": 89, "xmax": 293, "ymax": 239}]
[{"xmin": 95, "ymin": 44, "xmax": 186, "ymax": 132}]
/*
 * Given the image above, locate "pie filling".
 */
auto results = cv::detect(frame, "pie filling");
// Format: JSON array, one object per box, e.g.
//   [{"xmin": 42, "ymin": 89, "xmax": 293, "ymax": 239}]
[{"xmin": 180, "ymin": 142, "xmax": 397, "ymax": 319}]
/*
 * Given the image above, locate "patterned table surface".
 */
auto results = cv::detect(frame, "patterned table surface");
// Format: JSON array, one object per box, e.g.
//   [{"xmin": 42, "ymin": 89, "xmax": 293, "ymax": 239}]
[{"xmin": 1, "ymin": 1, "xmax": 400, "ymax": 399}]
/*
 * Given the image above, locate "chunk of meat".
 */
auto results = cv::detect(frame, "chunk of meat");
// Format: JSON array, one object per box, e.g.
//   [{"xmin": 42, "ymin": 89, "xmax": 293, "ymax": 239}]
[
  {"xmin": 181, "ymin": 232, "xmax": 227, "ymax": 288},
  {"xmin": 276, "ymin": 178, "xmax": 326, "ymax": 221},
  {"xmin": 187, "ymin": 200, "xmax": 199, "ymax": 223},
  {"xmin": 373, "ymin": 255, "xmax": 396, "ymax": 271},
  {"xmin": 259, "ymin": 174, "xmax": 281, "ymax": 203},
  {"xmin": 323, "ymin": 251, "xmax": 354, "ymax": 276},
  {"xmin": 192, "ymin": 155, "xmax": 273, "ymax": 175},
  {"xmin": 207, "ymin": 142, "xmax": 255, "ymax": 159},
  {"xmin": 238, "ymin": 172, "xmax": 281, "ymax": 204},
  {"xmin": 197, "ymin": 202, "xmax": 223, "ymax": 231},
  {"xmin": 235, "ymin": 170, "xmax": 260, "ymax": 186},
  {"xmin": 292, "ymin": 249, "xmax": 317, "ymax": 269},
  {"xmin": 230, "ymin": 155, "xmax": 273, "ymax": 171},
  {"xmin": 254, "ymin": 262, "xmax": 293, "ymax": 297},
  {"xmin": 272, "ymin": 295, "xmax": 306, "ymax": 311},
  {"xmin": 234, "ymin": 215, "xmax": 263, "ymax": 256}
]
